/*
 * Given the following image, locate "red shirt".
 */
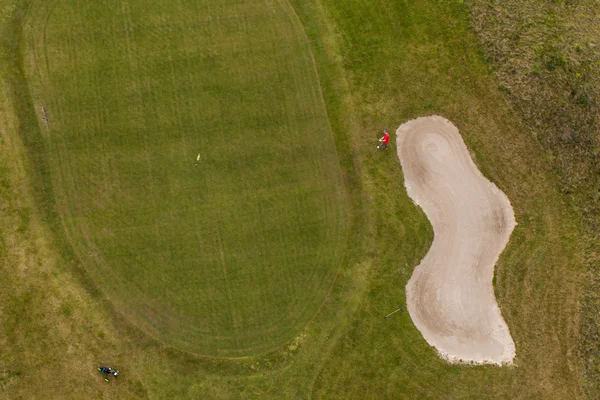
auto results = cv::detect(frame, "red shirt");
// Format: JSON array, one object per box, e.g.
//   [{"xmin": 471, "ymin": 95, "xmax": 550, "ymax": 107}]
[{"xmin": 382, "ymin": 132, "xmax": 390, "ymax": 144}]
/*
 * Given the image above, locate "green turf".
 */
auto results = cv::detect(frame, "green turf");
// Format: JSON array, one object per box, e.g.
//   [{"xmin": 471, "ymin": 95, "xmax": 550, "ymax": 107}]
[
  {"xmin": 309, "ymin": 0, "xmax": 587, "ymax": 397},
  {"xmin": 0, "ymin": 0, "xmax": 592, "ymax": 398},
  {"xmin": 21, "ymin": 0, "xmax": 348, "ymax": 356}
]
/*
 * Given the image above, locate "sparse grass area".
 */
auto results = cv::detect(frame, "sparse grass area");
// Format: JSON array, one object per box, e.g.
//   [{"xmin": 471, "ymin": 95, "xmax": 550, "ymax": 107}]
[
  {"xmin": 468, "ymin": 1, "xmax": 600, "ymax": 395},
  {"xmin": 0, "ymin": 0, "xmax": 592, "ymax": 399}
]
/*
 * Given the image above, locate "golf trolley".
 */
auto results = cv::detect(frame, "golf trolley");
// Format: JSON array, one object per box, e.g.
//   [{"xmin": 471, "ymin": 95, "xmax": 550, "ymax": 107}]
[{"xmin": 97, "ymin": 366, "xmax": 119, "ymax": 382}]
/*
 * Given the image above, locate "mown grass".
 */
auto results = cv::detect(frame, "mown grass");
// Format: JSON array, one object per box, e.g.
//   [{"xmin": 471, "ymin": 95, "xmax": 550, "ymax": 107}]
[
  {"xmin": 0, "ymin": 0, "xmax": 592, "ymax": 399},
  {"xmin": 310, "ymin": 0, "xmax": 587, "ymax": 398},
  {"xmin": 1, "ymin": 0, "xmax": 371, "ymax": 397},
  {"xmin": 20, "ymin": 0, "xmax": 349, "ymax": 356},
  {"xmin": 468, "ymin": 1, "xmax": 600, "ymax": 395}
]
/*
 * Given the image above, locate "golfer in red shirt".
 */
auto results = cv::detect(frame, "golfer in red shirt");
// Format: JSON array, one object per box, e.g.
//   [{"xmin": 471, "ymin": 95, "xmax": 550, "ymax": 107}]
[{"xmin": 377, "ymin": 129, "xmax": 390, "ymax": 150}]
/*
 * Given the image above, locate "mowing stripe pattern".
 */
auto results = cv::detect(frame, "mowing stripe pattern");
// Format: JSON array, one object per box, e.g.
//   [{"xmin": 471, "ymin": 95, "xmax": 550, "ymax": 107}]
[{"xmin": 23, "ymin": 0, "xmax": 348, "ymax": 356}]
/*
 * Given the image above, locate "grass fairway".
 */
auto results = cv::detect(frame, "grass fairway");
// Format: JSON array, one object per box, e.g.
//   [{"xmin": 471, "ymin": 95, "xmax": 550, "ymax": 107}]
[{"xmin": 21, "ymin": 0, "xmax": 348, "ymax": 356}]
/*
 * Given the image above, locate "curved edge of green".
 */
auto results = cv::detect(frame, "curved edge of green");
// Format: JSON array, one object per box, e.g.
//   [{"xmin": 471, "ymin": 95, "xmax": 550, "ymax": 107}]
[{"xmin": 19, "ymin": 0, "xmax": 352, "ymax": 357}]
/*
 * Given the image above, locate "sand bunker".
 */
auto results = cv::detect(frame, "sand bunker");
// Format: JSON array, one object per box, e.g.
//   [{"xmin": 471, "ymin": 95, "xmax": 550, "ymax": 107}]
[{"xmin": 396, "ymin": 116, "xmax": 516, "ymax": 365}]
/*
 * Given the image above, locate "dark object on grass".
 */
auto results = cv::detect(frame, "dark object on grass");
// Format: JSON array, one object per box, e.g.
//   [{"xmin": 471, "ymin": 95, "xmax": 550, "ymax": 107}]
[{"xmin": 97, "ymin": 366, "xmax": 119, "ymax": 382}]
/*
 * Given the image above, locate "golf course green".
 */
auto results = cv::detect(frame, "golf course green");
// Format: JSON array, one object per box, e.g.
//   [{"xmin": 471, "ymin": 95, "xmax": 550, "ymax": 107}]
[{"xmin": 21, "ymin": 0, "xmax": 348, "ymax": 356}]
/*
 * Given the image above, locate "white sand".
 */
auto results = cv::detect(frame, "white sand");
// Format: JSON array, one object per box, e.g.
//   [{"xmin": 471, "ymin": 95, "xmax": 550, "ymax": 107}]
[{"xmin": 396, "ymin": 116, "xmax": 516, "ymax": 365}]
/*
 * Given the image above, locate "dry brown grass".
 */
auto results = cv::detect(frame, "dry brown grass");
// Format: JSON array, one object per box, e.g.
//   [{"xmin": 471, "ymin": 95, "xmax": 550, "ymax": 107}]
[
  {"xmin": 469, "ymin": 0, "xmax": 600, "ymax": 396},
  {"xmin": 470, "ymin": 1, "xmax": 600, "ymax": 195},
  {"xmin": 0, "ymin": 4, "xmax": 149, "ymax": 397},
  {"xmin": 0, "ymin": 83, "xmax": 149, "ymax": 399}
]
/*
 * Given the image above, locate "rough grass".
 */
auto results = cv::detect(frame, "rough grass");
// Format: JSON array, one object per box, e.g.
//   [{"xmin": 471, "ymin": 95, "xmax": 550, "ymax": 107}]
[
  {"xmin": 20, "ymin": 0, "xmax": 349, "ymax": 356},
  {"xmin": 468, "ymin": 1, "xmax": 600, "ymax": 395},
  {"xmin": 309, "ymin": 0, "xmax": 587, "ymax": 398},
  {"xmin": 0, "ymin": 4, "xmax": 148, "ymax": 397},
  {"xmin": 0, "ymin": 0, "xmax": 592, "ymax": 398}
]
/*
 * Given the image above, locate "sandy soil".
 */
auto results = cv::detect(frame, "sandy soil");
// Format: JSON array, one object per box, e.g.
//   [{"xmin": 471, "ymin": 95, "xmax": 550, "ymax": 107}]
[{"xmin": 396, "ymin": 116, "xmax": 516, "ymax": 365}]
